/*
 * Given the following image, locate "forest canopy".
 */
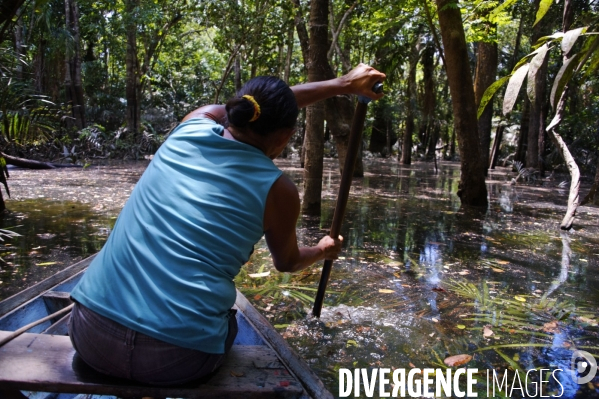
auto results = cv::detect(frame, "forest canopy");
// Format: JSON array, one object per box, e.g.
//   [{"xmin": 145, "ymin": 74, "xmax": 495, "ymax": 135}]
[{"xmin": 0, "ymin": 0, "xmax": 598, "ymax": 219}]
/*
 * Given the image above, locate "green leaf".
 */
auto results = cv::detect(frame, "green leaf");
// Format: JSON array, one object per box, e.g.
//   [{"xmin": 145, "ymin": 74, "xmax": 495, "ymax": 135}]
[
  {"xmin": 533, "ymin": 0, "xmax": 553, "ymax": 27},
  {"xmin": 477, "ymin": 76, "xmax": 510, "ymax": 119},
  {"xmin": 584, "ymin": 42, "xmax": 599, "ymax": 78},
  {"xmin": 527, "ymin": 44, "xmax": 550, "ymax": 103},
  {"xmin": 488, "ymin": 0, "xmax": 518, "ymax": 23},
  {"xmin": 503, "ymin": 64, "xmax": 530, "ymax": 116},
  {"xmin": 550, "ymin": 52, "xmax": 584, "ymax": 109},
  {"xmin": 561, "ymin": 27, "xmax": 587, "ymax": 55}
]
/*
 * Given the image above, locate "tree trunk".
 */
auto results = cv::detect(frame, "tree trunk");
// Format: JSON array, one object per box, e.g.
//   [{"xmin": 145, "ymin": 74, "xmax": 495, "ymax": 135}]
[
  {"xmin": 489, "ymin": 123, "xmax": 505, "ymax": 169},
  {"xmin": 581, "ymin": 161, "xmax": 599, "ymax": 206},
  {"xmin": 234, "ymin": 54, "xmax": 242, "ymax": 92},
  {"xmin": 14, "ymin": 17, "xmax": 23, "ymax": 80},
  {"xmin": 125, "ymin": 0, "xmax": 140, "ymax": 135},
  {"xmin": 64, "ymin": 0, "xmax": 86, "ymax": 130},
  {"xmin": 369, "ymin": 104, "xmax": 394, "ymax": 156},
  {"xmin": 301, "ymin": 0, "xmax": 329, "ymax": 216},
  {"xmin": 325, "ymin": 95, "xmax": 357, "ymax": 175},
  {"xmin": 291, "ymin": 0, "xmax": 310, "ymax": 71},
  {"xmin": 436, "ymin": 0, "xmax": 488, "ymax": 207},
  {"xmin": 473, "ymin": 40, "xmax": 498, "ymax": 174},
  {"xmin": 509, "ymin": 11, "xmax": 525, "ymax": 71},
  {"xmin": 515, "ymin": 97, "xmax": 530, "ymax": 163},
  {"xmin": 284, "ymin": 23, "xmax": 294, "ymax": 83},
  {"xmin": 400, "ymin": 39, "xmax": 419, "ymax": 165},
  {"xmin": 526, "ymin": 0, "xmax": 549, "ymax": 173},
  {"xmin": 422, "ymin": 42, "xmax": 437, "ymax": 160}
]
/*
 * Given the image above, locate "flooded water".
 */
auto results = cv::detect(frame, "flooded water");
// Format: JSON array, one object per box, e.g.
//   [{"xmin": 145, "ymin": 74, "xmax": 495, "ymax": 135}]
[{"xmin": 1, "ymin": 158, "xmax": 598, "ymax": 398}]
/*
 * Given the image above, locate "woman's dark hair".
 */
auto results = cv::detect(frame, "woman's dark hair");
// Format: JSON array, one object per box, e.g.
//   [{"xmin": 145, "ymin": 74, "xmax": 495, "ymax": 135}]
[{"xmin": 225, "ymin": 76, "xmax": 298, "ymax": 136}]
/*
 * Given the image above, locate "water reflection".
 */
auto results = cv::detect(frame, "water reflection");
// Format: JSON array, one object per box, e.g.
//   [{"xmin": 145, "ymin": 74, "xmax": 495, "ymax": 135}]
[
  {"xmin": 243, "ymin": 158, "xmax": 599, "ymax": 398},
  {"xmin": 0, "ymin": 199, "xmax": 116, "ymax": 300}
]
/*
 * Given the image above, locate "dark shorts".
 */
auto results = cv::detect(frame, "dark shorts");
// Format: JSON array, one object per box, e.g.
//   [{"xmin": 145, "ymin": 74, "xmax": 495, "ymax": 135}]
[{"xmin": 68, "ymin": 302, "xmax": 238, "ymax": 386}]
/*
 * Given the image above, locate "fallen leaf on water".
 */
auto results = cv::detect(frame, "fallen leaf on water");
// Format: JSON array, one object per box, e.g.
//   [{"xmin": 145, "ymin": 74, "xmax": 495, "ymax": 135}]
[
  {"xmin": 457, "ymin": 324, "xmax": 466, "ymax": 329},
  {"xmin": 248, "ymin": 271, "xmax": 270, "ymax": 278},
  {"xmin": 36, "ymin": 262, "xmax": 59, "ymax": 267},
  {"xmin": 444, "ymin": 354, "xmax": 473, "ymax": 367},
  {"xmin": 379, "ymin": 289, "xmax": 395, "ymax": 294},
  {"xmin": 230, "ymin": 370, "xmax": 245, "ymax": 377},
  {"xmin": 346, "ymin": 339, "xmax": 359, "ymax": 348},
  {"xmin": 492, "ymin": 268, "xmax": 504, "ymax": 273},
  {"xmin": 514, "ymin": 295, "xmax": 527, "ymax": 302},
  {"xmin": 483, "ymin": 326, "xmax": 494, "ymax": 338}
]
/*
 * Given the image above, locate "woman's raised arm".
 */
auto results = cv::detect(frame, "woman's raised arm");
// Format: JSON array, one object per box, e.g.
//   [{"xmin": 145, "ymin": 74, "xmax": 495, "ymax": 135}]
[{"xmin": 290, "ymin": 63, "xmax": 386, "ymax": 108}]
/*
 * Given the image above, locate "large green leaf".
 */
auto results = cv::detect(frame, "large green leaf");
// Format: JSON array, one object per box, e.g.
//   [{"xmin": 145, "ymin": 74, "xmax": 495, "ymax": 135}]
[
  {"xmin": 533, "ymin": 0, "xmax": 553, "ymax": 27},
  {"xmin": 477, "ymin": 75, "xmax": 510, "ymax": 120},
  {"xmin": 503, "ymin": 64, "xmax": 529, "ymax": 116},
  {"xmin": 550, "ymin": 52, "xmax": 584, "ymax": 109},
  {"xmin": 561, "ymin": 27, "xmax": 587, "ymax": 55},
  {"xmin": 526, "ymin": 44, "xmax": 550, "ymax": 104}
]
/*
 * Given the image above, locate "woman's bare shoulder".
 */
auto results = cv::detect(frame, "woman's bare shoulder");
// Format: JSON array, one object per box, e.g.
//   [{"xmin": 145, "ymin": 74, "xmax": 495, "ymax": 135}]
[{"xmin": 182, "ymin": 105, "xmax": 227, "ymax": 125}]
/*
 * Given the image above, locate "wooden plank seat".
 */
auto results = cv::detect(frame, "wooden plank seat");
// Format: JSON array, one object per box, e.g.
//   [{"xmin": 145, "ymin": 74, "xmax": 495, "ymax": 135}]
[{"xmin": 0, "ymin": 331, "xmax": 306, "ymax": 399}]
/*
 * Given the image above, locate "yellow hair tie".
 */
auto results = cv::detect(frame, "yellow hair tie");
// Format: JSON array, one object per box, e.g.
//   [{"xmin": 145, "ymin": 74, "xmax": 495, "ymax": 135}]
[{"xmin": 242, "ymin": 95, "xmax": 261, "ymax": 122}]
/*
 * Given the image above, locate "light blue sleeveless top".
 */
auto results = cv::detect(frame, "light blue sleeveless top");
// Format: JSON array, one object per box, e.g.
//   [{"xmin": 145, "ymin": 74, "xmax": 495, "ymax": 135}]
[{"xmin": 71, "ymin": 118, "xmax": 283, "ymax": 353}]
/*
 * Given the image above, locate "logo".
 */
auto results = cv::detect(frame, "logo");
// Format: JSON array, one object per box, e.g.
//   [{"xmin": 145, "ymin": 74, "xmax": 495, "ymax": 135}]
[{"xmin": 570, "ymin": 350, "xmax": 597, "ymax": 384}]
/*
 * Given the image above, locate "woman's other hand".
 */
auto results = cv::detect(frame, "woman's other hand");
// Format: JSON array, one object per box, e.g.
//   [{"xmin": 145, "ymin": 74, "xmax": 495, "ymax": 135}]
[{"xmin": 317, "ymin": 235, "xmax": 344, "ymax": 260}]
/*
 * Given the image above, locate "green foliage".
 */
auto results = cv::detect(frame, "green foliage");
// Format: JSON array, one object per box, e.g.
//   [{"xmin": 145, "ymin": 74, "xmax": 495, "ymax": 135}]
[
  {"xmin": 478, "ymin": 26, "xmax": 599, "ymax": 120},
  {"xmin": 533, "ymin": 0, "xmax": 553, "ymax": 27}
]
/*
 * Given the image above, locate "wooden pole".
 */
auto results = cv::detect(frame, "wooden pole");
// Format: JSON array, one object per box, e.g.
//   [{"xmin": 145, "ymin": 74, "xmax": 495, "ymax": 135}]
[{"xmin": 312, "ymin": 83, "xmax": 382, "ymax": 318}]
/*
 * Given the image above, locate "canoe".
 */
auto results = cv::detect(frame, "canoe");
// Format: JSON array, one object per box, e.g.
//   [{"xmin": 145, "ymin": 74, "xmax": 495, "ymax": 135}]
[{"xmin": 0, "ymin": 255, "xmax": 333, "ymax": 399}]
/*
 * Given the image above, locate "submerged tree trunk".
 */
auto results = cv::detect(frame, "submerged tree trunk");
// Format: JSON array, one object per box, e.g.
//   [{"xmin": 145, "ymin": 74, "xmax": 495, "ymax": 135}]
[
  {"xmin": 64, "ymin": 0, "xmax": 86, "ymax": 130},
  {"xmin": 301, "ymin": 0, "xmax": 329, "ymax": 215},
  {"xmin": 474, "ymin": 40, "xmax": 498, "ymax": 174},
  {"xmin": 436, "ymin": 0, "xmax": 488, "ymax": 207}
]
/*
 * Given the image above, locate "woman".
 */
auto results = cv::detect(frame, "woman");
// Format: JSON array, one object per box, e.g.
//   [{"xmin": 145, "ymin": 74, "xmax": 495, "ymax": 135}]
[{"xmin": 69, "ymin": 63, "xmax": 385, "ymax": 385}]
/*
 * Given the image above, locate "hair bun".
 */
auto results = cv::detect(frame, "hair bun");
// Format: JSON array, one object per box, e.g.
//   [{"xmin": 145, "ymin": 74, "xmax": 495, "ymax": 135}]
[{"xmin": 225, "ymin": 97, "xmax": 255, "ymax": 127}]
